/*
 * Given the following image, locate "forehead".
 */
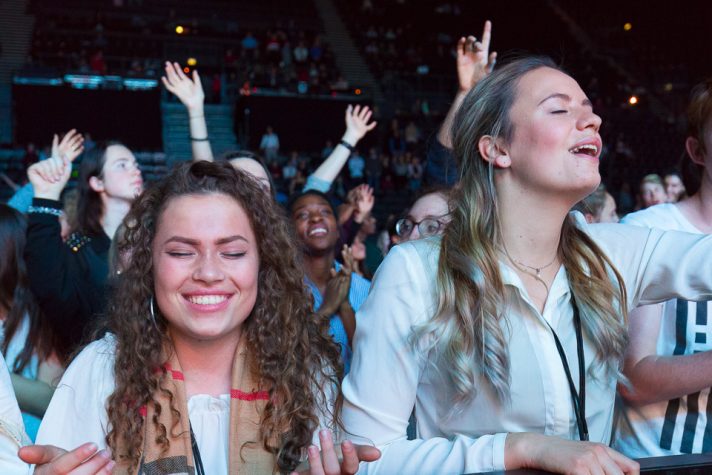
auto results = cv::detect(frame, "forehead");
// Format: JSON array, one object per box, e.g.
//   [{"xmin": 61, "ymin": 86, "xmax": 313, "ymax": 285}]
[
  {"xmin": 156, "ymin": 193, "xmax": 254, "ymax": 238},
  {"xmin": 104, "ymin": 144, "xmax": 135, "ymax": 163},
  {"xmin": 292, "ymin": 194, "xmax": 330, "ymax": 212},
  {"xmin": 513, "ymin": 67, "xmax": 586, "ymax": 108},
  {"xmin": 408, "ymin": 193, "xmax": 448, "ymax": 220}
]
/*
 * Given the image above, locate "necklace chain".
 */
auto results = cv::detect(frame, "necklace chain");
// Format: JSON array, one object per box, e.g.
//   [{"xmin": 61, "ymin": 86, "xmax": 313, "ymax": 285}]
[
  {"xmin": 512, "ymin": 252, "xmax": 558, "ymax": 277},
  {"xmin": 500, "ymin": 245, "xmax": 559, "ymax": 295}
]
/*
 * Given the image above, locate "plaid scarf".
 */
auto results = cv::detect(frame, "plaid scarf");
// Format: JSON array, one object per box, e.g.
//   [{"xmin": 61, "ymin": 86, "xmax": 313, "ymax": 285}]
[{"xmin": 115, "ymin": 337, "xmax": 276, "ymax": 474}]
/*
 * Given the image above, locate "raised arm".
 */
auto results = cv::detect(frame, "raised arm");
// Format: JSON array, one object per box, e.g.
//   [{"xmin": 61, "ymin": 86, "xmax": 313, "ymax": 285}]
[
  {"xmin": 437, "ymin": 20, "xmax": 497, "ymax": 149},
  {"xmin": 161, "ymin": 61, "xmax": 214, "ymax": 162},
  {"xmin": 305, "ymin": 105, "xmax": 376, "ymax": 192}
]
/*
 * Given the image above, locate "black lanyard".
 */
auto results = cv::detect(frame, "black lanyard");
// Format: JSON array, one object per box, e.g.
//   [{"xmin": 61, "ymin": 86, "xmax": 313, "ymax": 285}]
[
  {"xmin": 544, "ymin": 297, "xmax": 589, "ymax": 441},
  {"xmin": 190, "ymin": 424, "xmax": 206, "ymax": 475}
]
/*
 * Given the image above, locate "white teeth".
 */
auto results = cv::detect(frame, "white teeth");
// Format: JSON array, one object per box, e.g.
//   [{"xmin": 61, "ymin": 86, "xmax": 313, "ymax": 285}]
[
  {"xmin": 187, "ymin": 295, "xmax": 228, "ymax": 305},
  {"xmin": 308, "ymin": 227, "xmax": 328, "ymax": 236},
  {"xmin": 570, "ymin": 144, "xmax": 598, "ymax": 155}
]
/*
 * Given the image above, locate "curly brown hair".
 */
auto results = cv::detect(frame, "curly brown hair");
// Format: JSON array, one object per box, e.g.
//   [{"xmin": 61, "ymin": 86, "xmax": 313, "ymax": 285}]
[{"xmin": 104, "ymin": 161, "xmax": 343, "ymax": 471}]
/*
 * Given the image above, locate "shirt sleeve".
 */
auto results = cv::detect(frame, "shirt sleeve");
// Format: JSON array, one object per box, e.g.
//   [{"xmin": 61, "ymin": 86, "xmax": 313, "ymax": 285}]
[
  {"xmin": 35, "ymin": 337, "xmax": 115, "ymax": 451},
  {"xmin": 303, "ymin": 174, "xmax": 332, "ymax": 193},
  {"xmin": 7, "ymin": 183, "xmax": 34, "ymax": 213},
  {"xmin": 341, "ymin": 244, "xmax": 508, "ymax": 474},
  {"xmin": 424, "ymin": 138, "xmax": 457, "ymax": 186},
  {"xmin": 589, "ymin": 223, "xmax": 712, "ymax": 309}
]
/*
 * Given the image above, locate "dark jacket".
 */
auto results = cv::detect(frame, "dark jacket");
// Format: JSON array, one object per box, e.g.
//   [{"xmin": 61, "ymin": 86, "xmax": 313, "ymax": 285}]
[{"xmin": 25, "ymin": 198, "xmax": 110, "ymax": 361}]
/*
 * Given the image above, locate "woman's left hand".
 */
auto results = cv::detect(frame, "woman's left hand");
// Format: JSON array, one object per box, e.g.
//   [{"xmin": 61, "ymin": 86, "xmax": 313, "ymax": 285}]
[{"xmin": 292, "ymin": 430, "xmax": 381, "ymax": 475}]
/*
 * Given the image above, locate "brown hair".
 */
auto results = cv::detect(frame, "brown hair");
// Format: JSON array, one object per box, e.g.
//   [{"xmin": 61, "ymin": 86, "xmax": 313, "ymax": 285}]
[
  {"xmin": 682, "ymin": 78, "xmax": 712, "ymax": 195},
  {"xmin": 105, "ymin": 161, "xmax": 342, "ymax": 471}
]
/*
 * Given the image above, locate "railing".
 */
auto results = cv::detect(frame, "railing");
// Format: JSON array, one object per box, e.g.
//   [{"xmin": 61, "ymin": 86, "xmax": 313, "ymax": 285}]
[{"xmin": 471, "ymin": 453, "xmax": 712, "ymax": 474}]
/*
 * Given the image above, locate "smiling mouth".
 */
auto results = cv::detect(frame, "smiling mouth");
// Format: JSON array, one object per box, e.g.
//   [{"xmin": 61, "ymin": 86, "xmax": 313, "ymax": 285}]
[
  {"xmin": 307, "ymin": 227, "xmax": 328, "ymax": 237},
  {"xmin": 186, "ymin": 295, "xmax": 229, "ymax": 305},
  {"xmin": 568, "ymin": 144, "xmax": 599, "ymax": 157}
]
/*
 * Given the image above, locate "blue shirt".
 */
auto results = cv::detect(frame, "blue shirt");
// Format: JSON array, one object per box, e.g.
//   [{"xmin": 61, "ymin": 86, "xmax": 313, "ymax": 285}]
[
  {"xmin": 8, "ymin": 183, "xmax": 34, "ymax": 212},
  {"xmin": 305, "ymin": 261, "xmax": 370, "ymax": 374}
]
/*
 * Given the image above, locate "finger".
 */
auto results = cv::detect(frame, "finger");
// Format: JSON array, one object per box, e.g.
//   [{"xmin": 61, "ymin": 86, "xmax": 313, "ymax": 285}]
[
  {"xmin": 363, "ymin": 110, "xmax": 373, "ymax": 123},
  {"xmin": 96, "ymin": 460, "xmax": 117, "ymax": 475},
  {"xmin": 318, "ymin": 430, "xmax": 340, "ymax": 475},
  {"xmin": 18, "ymin": 444, "xmax": 69, "ymax": 464},
  {"xmin": 487, "ymin": 52, "xmax": 498, "ymax": 73},
  {"xmin": 70, "ymin": 450, "xmax": 114, "ymax": 475},
  {"xmin": 366, "ymin": 120, "xmax": 378, "ymax": 131},
  {"xmin": 307, "ymin": 445, "xmax": 325, "ymax": 475},
  {"xmin": 340, "ymin": 440, "xmax": 360, "ymax": 475},
  {"xmin": 164, "ymin": 61, "xmax": 179, "ymax": 82},
  {"xmin": 192, "ymin": 69, "xmax": 202, "ymax": 88},
  {"xmin": 51, "ymin": 134, "xmax": 59, "ymax": 152},
  {"xmin": 481, "ymin": 20, "xmax": 492, "ymax": 52},
  {"xmin": 354, "ymin": 444, "xmax": 381, "ymax": 462},
  {"xmin": 353, "ymin": 104, "xmax": 361, "ymax": 117},
  {"xmin": 606, "ymin": 447, "xmax": 640, "ymax": 474},
  {"xmin": 174, "ymin": 61, "xmax": 187, "ymax": 81},
  {"xmin": 161, "ymin": 76, "xmax": 177, "ymax": 93}
]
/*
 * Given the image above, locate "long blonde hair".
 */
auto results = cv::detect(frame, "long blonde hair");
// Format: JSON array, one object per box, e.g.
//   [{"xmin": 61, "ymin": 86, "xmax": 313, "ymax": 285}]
[{"xmin": 416, "ymin": 57, "xmax": 628, "ymax": 404}]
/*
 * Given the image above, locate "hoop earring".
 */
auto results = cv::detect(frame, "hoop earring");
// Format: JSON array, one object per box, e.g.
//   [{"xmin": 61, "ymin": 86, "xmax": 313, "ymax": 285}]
[{"xmin": 149, "ymin": 296, "xmax": 160, "ymax": 330}]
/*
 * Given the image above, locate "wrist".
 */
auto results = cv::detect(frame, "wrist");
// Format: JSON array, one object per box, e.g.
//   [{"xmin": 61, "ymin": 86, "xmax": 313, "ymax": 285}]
[
  {"xmin": 341, "ymin": 131, "xmax": 359, "ymax": 146},
  {"xmin": 504, "ymin": 432, "xmax": 540, "ymax": 470},
  {"xmin": 187, "ymin": 106, "xmax": 205, "ymax": 118},
  {"xmin": 33, "ymin": 190, "xmax": 62, "ymax": 201}
]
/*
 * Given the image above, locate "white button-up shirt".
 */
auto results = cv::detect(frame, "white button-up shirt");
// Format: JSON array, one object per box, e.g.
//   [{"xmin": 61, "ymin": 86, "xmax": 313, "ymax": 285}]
[{"xmin": 342, "ymin": 218, "xmax": 712, "ymax": 474}]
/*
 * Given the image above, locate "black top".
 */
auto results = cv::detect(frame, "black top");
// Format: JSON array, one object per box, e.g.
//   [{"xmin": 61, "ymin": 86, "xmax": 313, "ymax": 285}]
[{"xmin": 25, "ymin": 198, "xmax": 111, "ymax": 361}]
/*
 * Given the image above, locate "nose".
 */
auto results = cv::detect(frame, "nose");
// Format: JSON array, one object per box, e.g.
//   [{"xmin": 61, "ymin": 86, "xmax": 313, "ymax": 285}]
[
  {"xmin": 192, "ymin": 252, "xmax": 225, "ymax": 283},
  {"xmin": 577, "ymin": 109, "xmax": 602, "ymax": 132},
  {"xmin": 405, "ymin": 225, "xmax": 420, "ymax": 242}
]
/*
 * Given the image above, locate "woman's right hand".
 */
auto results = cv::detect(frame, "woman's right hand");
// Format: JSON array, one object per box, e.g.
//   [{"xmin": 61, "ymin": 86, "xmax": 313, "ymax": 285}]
[
  {"xmin": 507, "ymin": 432, "xmax": 640, "ymax": 475},
  {"xmin": 28, "ymin": 155, "xmax": 71, "ymax": 201},
  {"xmin": 18, "ymin": 442, "xmax": 114, "ymax": 474},
  {"xmin": 161, "ymin": 61, "xmax": 205, "ymax": 114}
]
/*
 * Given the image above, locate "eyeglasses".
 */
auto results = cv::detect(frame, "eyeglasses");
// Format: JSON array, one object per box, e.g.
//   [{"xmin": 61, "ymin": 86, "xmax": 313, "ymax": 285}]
[{"xmin": 395, "ymin": 215, "xmax": 449, "ymax": 238}]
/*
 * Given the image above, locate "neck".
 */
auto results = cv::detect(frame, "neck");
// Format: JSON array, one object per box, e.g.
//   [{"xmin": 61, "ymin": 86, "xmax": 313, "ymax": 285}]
[
  {"xmin": 101, "ymin": 196, "xmax": 131, "ymax": 239},
  {"xmin": 170, "ymin": 328, "xmax": 241, "ymax": 398},
  {"xmin": 497, "ymin": 185, "xmax": 569, "ymax": 266},
  {"xmin": 303, "ymin": 250, "xmax": 335, "ymax": 290},
  {"xmin": 678, "ymin": 173, "xmax": 712, "ymax": 231}
]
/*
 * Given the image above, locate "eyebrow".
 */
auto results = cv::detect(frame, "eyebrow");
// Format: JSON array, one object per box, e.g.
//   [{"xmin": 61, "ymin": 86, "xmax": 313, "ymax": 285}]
[
  {"xmin": 163, "ymin": 235, "xmax": 248, "ymax": 245},
  {"xmin": 538, "ymin": 93, "xmax": 592, "ymax": 108}
]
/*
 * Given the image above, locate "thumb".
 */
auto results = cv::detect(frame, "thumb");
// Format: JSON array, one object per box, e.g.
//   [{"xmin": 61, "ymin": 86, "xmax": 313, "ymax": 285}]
[{"xmin": 355, "ymin": 445, "xmax": 381, "ymax": 462}]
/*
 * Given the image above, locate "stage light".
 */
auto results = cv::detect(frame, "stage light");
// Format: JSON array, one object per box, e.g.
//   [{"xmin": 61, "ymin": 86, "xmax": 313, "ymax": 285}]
[
  {"xmin": 664, "ymin": 83, "xmax": 673, "ymax": 92},
  {"xmin": 187, "ymin": 57, "xmax": 197, "ymax": 66},
  {"xmin": 623, "ymin": 22, "xmax": 632, "ymax": 31},
  {"xmin": 355, "ymin": 88, "xmax": 362, "ymax": 95},
  {"xmin": 183, "ymin": 67, "xmax": 190, "ymax": 74},
  {"xmin": 629, "ymin": 95, "xmax": 638, "ymax": 105},
  {"xmin": 175, "ymin": 25, "xmax": 184, "ymax": 34}
]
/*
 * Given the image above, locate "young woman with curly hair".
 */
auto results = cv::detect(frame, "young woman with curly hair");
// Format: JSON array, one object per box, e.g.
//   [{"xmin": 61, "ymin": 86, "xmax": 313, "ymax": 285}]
[
  {"xmin": 341, "ymin": 56, "xmax": 712, "ymax": 474},
  {"xmin": 25, "ymin": 162, "xmax": 379, "ymax": 474}
]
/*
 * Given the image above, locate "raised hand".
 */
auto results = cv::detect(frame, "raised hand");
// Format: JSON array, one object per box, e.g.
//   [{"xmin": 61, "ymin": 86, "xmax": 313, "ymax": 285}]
[
  {"xmin": 456, "ymin": 20, "xmax": 497, "ymax": 93},
  {"xmin": 18, "ymin": 442, "xmax": 115, "ymax": 474},
  {"xmin": 292, "ymin": 430, "xmax": 381, "ymax": 475},
  {"xmin": 28, "ymin": 155, "xmax": 71, "ymax": 201},
  {"xmin": 51, "ymin": 129, "xmax": 84, "ymax": 162},
  {"xmin": 342, "ymin": 105, "xmax": 377, "ymax": 145},
  {"xmin": 353, "ymin": 184, "xmax": 374, "ymax": 222},
  {"xmin": 161, "ymin": 61, "xmax": 205, "ymax": 113},
  {"xmin": 317, "ymin": 246, "xmax": 354, "ymax": 319}
]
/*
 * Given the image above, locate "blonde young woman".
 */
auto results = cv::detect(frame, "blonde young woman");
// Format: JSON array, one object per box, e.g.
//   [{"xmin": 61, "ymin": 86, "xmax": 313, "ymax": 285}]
[{"xmin": 341, "ymin": 56, "xmax": 712, "ymax": 474}]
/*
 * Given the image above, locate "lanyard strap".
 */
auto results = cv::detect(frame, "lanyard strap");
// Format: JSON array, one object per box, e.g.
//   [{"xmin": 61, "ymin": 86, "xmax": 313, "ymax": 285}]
[
  {"xmin": 545, "ymin": 297, "xmax": 589, "ymax": 441},
  {"xmin": 190, "ymin": 424, "xmax": 206, "ymax": 475}
]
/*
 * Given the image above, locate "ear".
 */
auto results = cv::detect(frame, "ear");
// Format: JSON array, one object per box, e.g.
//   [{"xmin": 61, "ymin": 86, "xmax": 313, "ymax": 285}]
[
  {"xmin": 584, "ymin": 213, "xmax": 595, "ymax": 224},
  {"xmin": 685, "ymin": 136, "xmax": 707, "ymax": 167},
  {"xmin": 89, "ymin": 175, "xmax": 105, "ymax": 193},
  {"xmin": 478, "ymin": 135, "xmax": 511, "ymax": 169}
]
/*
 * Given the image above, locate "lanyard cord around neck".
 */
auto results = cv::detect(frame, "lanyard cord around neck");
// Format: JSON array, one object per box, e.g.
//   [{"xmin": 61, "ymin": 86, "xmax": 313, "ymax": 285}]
[
  {"xmin": 190, "ymin": 424, "xmax": 206, "ymax": 475},
  {"xmin": 544, "ymin": 296, "xmax": 589, "ymax": 442}
]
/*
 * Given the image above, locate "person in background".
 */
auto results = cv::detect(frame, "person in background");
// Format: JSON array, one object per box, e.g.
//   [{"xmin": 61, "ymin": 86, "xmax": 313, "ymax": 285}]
[
  {"xmin": 24, "ymin": 140, "xmax": 143, "ymax": 364},
  {"xmin": 614, "ymin": 78, "xmax": 712, "ymax": 459},
  {"xmin": 573, "ymin": 184, "xmax": 619, "ymax": 223},
  {"xmin": 259, "ymin": 125, "xmax": 280, "ymax": 161},
  {"xmin": 395, "ymin": 187, "xmax": 451, "ymax": 243},
  {"xmin": 289, "ymin": 190, "xmax": 370, "ymax": 374},
  {"xmin": 663, "ymin": 170, "xmax": 687, "ymax": 203},
  {"xmin": 0, "ymin": 205, "xmax": 63, "ymax": 441},
  {"xmin": 637, "ymin": 173, "xmax": 667, "ymax": 209}
]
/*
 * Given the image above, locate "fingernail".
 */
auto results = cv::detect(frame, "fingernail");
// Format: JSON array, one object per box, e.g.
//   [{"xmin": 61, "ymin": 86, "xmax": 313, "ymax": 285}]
[
  {"xmin": 308, "ymin": 445, "xmax": 319, "ymax": 456},
  {"xmin": 320, "ymin": 429, "xmax": 330, "ymax": 438}
]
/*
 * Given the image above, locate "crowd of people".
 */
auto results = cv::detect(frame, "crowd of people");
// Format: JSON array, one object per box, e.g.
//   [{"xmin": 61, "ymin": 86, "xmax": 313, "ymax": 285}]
[{"xmin": 1, "ymin": 18, "xmax": 712, "ymax": 475}]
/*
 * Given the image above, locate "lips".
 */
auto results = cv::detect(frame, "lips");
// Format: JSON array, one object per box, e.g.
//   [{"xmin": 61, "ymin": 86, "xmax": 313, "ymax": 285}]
[
  {"xmin": 568, "ymin": 136, "xmax": 602, "ymax": 159},
  {"xmin": 307, "ymin": 226, "xmax": 328, "ymax": 237}
]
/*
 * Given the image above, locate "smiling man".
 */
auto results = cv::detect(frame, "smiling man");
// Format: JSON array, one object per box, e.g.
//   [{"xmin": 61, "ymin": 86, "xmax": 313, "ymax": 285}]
[{"xmin": 289, "ymin": 190, "xmax": 370, "ymax": 373}]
